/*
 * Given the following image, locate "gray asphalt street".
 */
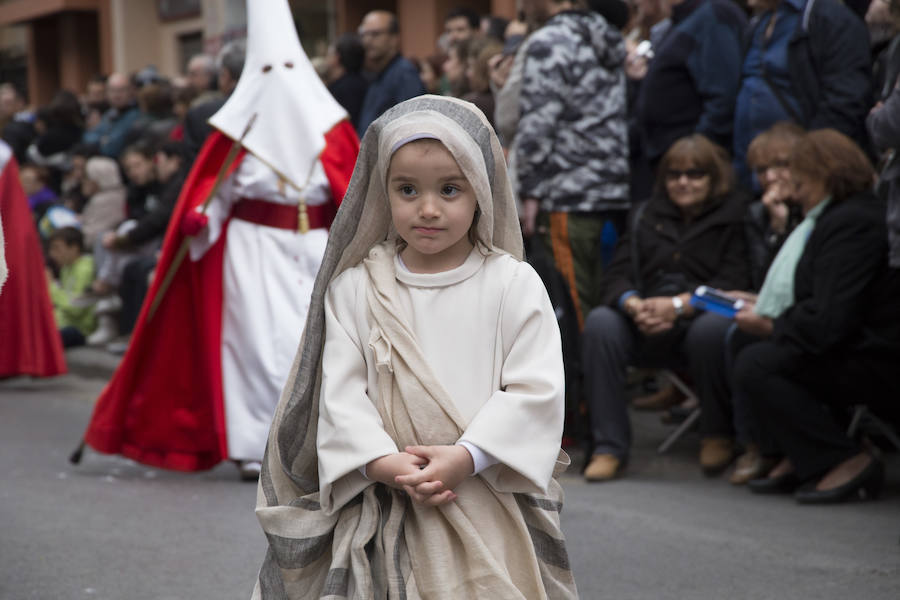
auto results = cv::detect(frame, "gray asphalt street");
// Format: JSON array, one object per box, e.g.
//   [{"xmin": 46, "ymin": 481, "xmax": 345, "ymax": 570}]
[{"xmin": 2, "ymin": 367, "xmax": 899, "ymax": 600}]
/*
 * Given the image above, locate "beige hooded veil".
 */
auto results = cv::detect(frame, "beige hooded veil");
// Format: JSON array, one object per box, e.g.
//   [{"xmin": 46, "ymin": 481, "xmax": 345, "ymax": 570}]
[{"xmin": 253, "ymin": 95, "xmax": 576, "ymax": 599}]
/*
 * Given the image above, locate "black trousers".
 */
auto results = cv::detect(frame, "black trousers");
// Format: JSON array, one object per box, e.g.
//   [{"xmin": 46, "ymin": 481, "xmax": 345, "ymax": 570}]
[
  {"xmin": 582, "ymin": 307, "xmax": 734, "ymax": 459},
  {"xmin": 118, "ymin": 255, "xmax": 158, "ymax": 335},
  {"xmin": 733, "ymin": 341, "xmax": 900, "ymax": 481}
]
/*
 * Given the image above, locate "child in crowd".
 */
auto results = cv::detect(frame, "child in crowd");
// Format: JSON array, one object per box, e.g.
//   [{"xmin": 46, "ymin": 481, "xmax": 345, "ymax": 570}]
[
  {"xmin": 253, "ymin": 96, "xmax": 576, "ymax": 599},
  {"xmin": 79, "ymin": 156, "xmax": 126, "ymax": 248},
  {"xmin": 19, "ymin": 163, "xmax": 58, "ymax": 218},
  {"xmin": 46, "ymin": 227, "xmax": 96, "ymax": 347}
]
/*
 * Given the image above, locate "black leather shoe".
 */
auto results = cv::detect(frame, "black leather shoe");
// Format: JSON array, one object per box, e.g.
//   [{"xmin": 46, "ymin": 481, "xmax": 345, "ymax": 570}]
[
  {"xmin": 794, "ymin": 458, "xmax": 885, "ymax": 505},
  {"xmin": 747, "ymin": 471, "xmax": 801, "ymax": 494}
]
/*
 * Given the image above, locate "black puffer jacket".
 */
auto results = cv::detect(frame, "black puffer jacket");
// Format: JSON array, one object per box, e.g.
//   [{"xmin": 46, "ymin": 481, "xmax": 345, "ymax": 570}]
[{"xmin": 600, "ymin": 189, "xmax": 753, "ymax": 306}]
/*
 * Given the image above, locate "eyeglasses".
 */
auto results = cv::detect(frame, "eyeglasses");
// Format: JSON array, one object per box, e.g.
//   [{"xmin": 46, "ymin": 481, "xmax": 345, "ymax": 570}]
[
  {"xmin": 753, "ymin": 160, "xmax": 790, "ymax": 176},
  {"xmin": 358, "ymin": 29, "xmax": 391, "ymax": 39},
  {"xmin": 665, "ymin": 169, "xmax": 708, "ymax": 181}
]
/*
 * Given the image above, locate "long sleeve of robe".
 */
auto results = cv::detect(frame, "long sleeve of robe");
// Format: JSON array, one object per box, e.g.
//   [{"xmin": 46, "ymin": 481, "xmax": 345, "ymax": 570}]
[{"xmin": 317, "ymin": 249, "xmax": 565, "ymax": 513}]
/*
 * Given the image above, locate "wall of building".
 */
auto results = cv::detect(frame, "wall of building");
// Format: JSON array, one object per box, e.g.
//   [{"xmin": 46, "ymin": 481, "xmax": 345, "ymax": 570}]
[{"xmin": 0, "ymin": 0, "xmax": 520, "ymax": 105}]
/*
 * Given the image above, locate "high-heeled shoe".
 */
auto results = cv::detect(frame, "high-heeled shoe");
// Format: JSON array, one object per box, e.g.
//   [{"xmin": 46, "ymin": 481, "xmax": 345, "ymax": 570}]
[
  {"xmin": 747, "ymin": 471, "xmax": 801, "ymax": 494},
  {"xmin": 794, "ymin": 458, "xmax": 885, "ymax": 504}
]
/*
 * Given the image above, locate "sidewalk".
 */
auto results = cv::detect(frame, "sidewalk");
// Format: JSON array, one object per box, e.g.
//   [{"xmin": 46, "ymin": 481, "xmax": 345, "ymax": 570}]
[{"xmin": 65, "ymin": 345, "xmax": 122, "ymax": 380}]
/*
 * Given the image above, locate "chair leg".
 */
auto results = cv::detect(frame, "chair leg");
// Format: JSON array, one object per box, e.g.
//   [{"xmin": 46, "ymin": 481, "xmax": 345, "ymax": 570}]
[
  {"xmin": 847, "ymin": 405, "xmax": 866, "ymax": 438},
  {"xmin": 658, "ymin": 407, "xmax": 702, "ymax": 454},
  {"xmin": 847, "ymin": 405, "xmax": 900, "ymax": 452}
]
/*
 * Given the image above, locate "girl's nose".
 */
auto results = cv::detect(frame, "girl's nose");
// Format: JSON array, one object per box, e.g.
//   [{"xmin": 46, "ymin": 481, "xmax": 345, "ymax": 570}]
[{"xmin": 419, "ymin": 194, "xmax": 440, "ymax": 217}]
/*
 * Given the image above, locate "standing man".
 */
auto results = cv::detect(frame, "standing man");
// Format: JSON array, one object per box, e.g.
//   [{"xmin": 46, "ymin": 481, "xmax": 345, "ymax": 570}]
[
  {"xmin": 326, "ymin": 33, "xmax": 369, "ymax": 131},
  {"xmin": 633, "ymin": 0, "xmax": 746, "ymax": 177},
  {"xmin": 732, "ymin": 0, "xmax": 872, "ymax": 188},
  {"xmin": 445, "ymin": 6, "xmax": 481, "ymax": 44},
  {"xmin": 518, "ymin": 0, "xmax": 630, "ymax": 327},
  {"xmin": 183, "ymin": 41, "xmax": 246, "ymax": 157},
  {"xmin": 82, "ymin": 73, "xmax": 141, "ymax": 158},
  {"xmin": 356, "ymin": 10, "xmax": 425, "ymax": 137},
  {"xmin": 185, "ymin": 54, "xmax": 218, "ymax": 96}
]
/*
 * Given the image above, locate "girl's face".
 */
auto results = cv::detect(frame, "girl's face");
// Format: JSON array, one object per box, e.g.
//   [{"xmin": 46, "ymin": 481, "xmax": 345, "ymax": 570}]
[{"xmin": 387, "ymin": 140, "xmax": 478, "ymax": 273}]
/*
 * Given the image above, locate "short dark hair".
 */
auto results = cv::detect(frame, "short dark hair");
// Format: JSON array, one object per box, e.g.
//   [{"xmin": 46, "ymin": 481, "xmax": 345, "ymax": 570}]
[
  {"xmin": 45, "ymin": 90, "xmax": 84, "ymax": 128},
  {"xmin": 157, "ymin": 140, "xmax": 189, "ymax": 164},
  {"xmin": 70, "ymin": 143, "xmax": 100, "ymax": 159},
  {"xmin": 20, "ymin": 163, "xmax": 50, "ymax": 184},
  {"xmin": 335, "ymin": 33, "xmax": 365, "ymax": 73},
  {"xmin": 137, "ymin": 82, "xmax": 174, "ymax": 117},
  {"xmin": 446, "ymin": 7, "xmax": 480, "ymax": 29},
  {"xmin": 122, "ymin": 140, "xmax": 156, "ymax": 160},
  {"xmin": 48, "ymin": 226, "xmax": 84, "ymax": 251}
]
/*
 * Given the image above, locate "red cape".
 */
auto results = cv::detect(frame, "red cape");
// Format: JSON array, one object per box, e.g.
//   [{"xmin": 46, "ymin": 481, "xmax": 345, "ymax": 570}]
[
  {"xmin": 0, "ymin": 151, "xmax": 66, "ymax": 378},
  {"xmin": 83, "ymin": 122, "xmax": 359, "ymax": 471}
]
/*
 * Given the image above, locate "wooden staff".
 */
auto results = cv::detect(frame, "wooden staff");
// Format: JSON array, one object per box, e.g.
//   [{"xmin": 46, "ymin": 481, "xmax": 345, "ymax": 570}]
[
  {"xmin": 69, "ymin": 114, "xmax": 257, "ymax": 466},
  {"xmin": 146, "ymin": 113, "xmax": 257, "ymax": 322}
]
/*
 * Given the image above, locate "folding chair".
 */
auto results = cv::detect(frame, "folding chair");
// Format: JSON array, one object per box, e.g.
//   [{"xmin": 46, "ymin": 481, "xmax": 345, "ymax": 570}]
[
  {"xmin": 847, "ymin": 405, "xmax": 900, "ymax": 451},
  {"xmin": 656, "ymin": 369, "xmax": 702, "ymax": 454}
]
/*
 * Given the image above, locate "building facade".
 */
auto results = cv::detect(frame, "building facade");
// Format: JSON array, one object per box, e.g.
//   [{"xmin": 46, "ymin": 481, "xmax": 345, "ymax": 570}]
[{"xmin": 0, "ymin": 0, "xmax": 515, "ymax": 106}]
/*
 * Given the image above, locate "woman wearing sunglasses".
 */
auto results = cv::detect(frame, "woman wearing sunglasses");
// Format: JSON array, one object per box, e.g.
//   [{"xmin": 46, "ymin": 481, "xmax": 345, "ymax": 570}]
[{"xmin": 581, "ymin": 134, "xmax": 752, "ymax": 482}]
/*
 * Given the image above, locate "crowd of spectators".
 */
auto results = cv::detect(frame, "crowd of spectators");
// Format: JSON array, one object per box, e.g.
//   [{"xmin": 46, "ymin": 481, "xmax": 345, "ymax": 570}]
[
  {"xmin": 315, "ymin": 0, "xmax": 900, "ymax": 505},
  {"xmin": 3, "ymin": 39, "xmax": 245, "ymax": 351},
  {"xmin": 6, "ymin": 0, "xmax": 900, "ymax": 505}
]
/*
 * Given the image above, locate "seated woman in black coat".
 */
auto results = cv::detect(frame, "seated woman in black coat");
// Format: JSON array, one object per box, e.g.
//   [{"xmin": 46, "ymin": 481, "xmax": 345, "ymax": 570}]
[
  {"xmin": 733, "ymin": 129, "xmax": 900, "ymax": 504},
  {"xmin": 582, "ymin": 134, "xmax": 752, "ymax": 482}
]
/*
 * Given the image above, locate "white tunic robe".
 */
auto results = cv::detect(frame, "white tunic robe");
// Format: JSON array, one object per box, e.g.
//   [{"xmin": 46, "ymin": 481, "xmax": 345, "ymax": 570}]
[
  {"xmin": 190, "ymin": 154, "xmax": 332, "ymax": 461},
  {"xmin": 317, "ymin": 248, "xmax": 566, "ymax": 511}
]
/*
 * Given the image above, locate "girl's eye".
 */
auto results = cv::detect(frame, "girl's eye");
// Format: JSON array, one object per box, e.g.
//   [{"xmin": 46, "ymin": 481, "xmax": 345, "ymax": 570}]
[
  {"xmin": 399, "ymin": 184, "xmax": 416, "ymax": 196},
  {"xmin": 441, "ymin": 185, "xmax": 459, "ymax": 197}
]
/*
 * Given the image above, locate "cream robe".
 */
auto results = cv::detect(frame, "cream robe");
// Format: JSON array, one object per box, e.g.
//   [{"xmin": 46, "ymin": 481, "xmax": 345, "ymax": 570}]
[
  {"xmin": 317, "ymin": 248, "xmax": 566, "ymax": 513},
  {"xmin": 190, "ymin": 154, "xmax": 331, "ymax": 461}
]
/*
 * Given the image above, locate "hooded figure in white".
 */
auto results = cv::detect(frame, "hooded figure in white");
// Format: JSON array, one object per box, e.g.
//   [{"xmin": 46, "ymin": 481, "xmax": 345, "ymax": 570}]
[{"xmin": 186, "ymin": 0, "xmax": 358, "ymax": 475}]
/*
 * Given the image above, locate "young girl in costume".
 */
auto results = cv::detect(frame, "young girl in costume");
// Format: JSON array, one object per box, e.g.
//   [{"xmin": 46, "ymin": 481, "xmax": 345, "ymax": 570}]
[{"xmin": 252, "ymin": 96, "xmax": 577, "ymax": 599}]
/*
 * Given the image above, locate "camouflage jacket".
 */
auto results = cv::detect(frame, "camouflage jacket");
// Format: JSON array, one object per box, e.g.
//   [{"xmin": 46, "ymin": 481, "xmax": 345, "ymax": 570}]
[{"xmin": 517, "ymin": 10, "xmax": 629, "ymax": 213}]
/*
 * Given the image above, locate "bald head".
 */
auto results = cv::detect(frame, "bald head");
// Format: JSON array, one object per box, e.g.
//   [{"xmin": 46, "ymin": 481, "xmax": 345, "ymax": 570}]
[
  {"xmin": 186, "ymin": 54, "xmax": 217, "ymax": 93},
  {"xmin": 359, "ymin": 10, "xmax": 399, "ymax": 73},
  {"xmin": 106, "ymin": 72, "xmax": 134, "ymax": 110}
]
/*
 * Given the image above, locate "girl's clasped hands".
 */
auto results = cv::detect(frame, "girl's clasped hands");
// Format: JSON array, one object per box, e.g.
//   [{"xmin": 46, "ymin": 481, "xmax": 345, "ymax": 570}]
[{"xmin": 366, "ymin": 445, "xmax": 475, "ymax": 507}]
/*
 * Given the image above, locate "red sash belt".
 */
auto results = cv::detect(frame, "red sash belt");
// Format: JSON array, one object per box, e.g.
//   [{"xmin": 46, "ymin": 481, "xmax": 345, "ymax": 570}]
[{"xmin": 231, "ymin": 198, "xmax": 334, "ymax": 231}]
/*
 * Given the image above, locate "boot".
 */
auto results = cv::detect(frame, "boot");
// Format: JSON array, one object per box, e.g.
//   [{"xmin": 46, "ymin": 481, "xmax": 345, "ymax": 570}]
[
  {"xmin": 87, "ymin": 314, "xmax": 118, "ymax": 346},
  {"xmin": 699, "ymin": 437, "xmax": 735, "ymax": 476},
  {"xmin": 632, "ymin": 383, "xmax": 686, "ymax": 411},
  {"xmin": 583, "ymin": 454, "xmax": 621, "ymax": 482}
]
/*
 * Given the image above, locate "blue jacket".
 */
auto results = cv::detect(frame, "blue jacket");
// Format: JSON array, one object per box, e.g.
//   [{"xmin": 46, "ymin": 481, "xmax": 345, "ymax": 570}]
[
  {"xmin": 746, "ymin": 0, "xmax": 871, "ymax": 143},
  {"xmin": 635, "ymin": 0, "xmax": 747, "ymax": 163},
  {"xmin": 83, "ymin": 105, "xmax": 141, "ymax": 158},
  {"xmin": 357, "ymin": 55, "xmax": 425, "ymax": 137}
]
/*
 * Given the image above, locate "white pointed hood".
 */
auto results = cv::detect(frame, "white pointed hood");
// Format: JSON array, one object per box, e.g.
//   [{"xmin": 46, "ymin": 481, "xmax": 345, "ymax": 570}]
[{"xmin": 209, "ymin": 0, "xmax": 348, "ymax": 190}]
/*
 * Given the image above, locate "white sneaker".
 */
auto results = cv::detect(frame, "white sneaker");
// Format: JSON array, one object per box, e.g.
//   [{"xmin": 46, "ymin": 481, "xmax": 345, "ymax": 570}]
[
  {"xmin": 95, "ymin": 295, "xmax": 123, "ymax": 315},
  {"xmin": 87, "ymin": 315, "xmax": 118, "ymax": 346},
  {"xmin": 238, "ymin": 460, "xmax": 262, "ymax": 481}
]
